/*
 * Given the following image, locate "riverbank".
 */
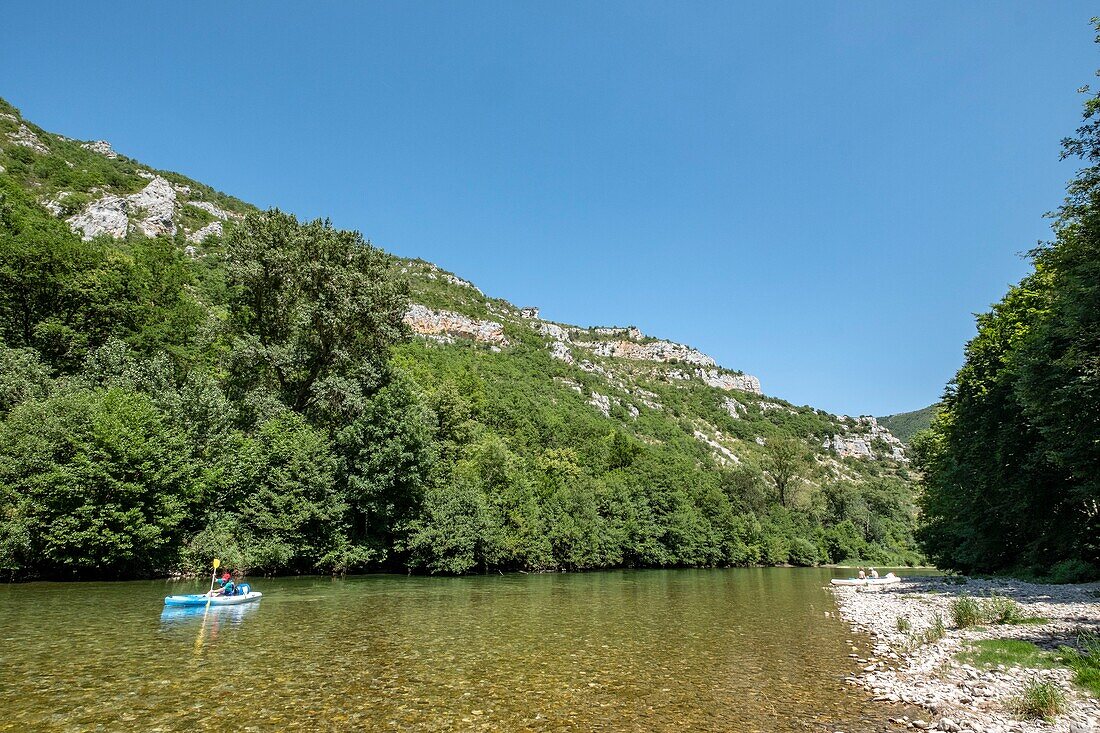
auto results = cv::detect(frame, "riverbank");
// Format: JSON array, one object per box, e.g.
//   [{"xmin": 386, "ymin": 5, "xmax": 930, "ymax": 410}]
[{"xmin": 831, "ymin": 576, "xmax": 1100, "ymax": 733}]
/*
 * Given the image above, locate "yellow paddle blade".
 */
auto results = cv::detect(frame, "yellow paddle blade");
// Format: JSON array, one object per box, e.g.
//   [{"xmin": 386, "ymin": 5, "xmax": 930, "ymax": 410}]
[{"xmin": 212, "ymin": 558, "xmax": 221, "ymax": 569}]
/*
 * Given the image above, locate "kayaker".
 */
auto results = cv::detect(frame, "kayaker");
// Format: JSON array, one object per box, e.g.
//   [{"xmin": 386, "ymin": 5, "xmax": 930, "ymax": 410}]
[
  {"xmin": 857, "ymin": 567, "xmax": 866, "ymax": 580},
  {"xmin": 211, "ymin": 571, "xmax": 237, "ymax": 597},
  {"xmin": 870, "ymin": 567, "xmax": 879, "ymax": 579}
]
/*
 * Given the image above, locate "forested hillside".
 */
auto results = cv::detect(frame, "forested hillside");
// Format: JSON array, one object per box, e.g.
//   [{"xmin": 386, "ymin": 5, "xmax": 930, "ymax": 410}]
[
  {"xmin": 914, "ymin": 43, "xmax": 1100, "ymax": 583},
  {"xmin": 0, "ymin": 97, "xmax": 921, "ymax": 579},
  {"xmin": 878, "ymin": 405, "xmax": 937, "ymax": 444}
]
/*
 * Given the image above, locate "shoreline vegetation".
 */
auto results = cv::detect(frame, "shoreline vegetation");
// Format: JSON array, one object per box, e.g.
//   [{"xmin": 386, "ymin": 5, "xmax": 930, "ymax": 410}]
[
  {"xmin": 831, "ymin": 576, "xmax": 1100, "ymax": 733},
  {"xmin": 0, "ymin": 95, "xmax": 925, "ymax": 583}
]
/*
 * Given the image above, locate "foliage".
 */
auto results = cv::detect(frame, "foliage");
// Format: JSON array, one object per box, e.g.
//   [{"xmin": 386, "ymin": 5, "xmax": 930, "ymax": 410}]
[
  {"xmin": 0, "ymin": 387, "xmax": 205, "ymax": 578},
  {"xmin": 916, "ymin": 26, "xmax": 1100, "ymax": 579},
  {"xmin": 876, "ymin": 404, "xmax": 938, "ymax": 444},
  {"xmin": 904, "ymin": 613, "xmax": 946, "ymax": 650},
  {"xmin": 0, "ymin": 97, "xmax": 924, "ymax": 579},
  {"xmin": 1009, "ymin": 680, "xmax": 1067, "ymax": 721},
  {"xmin": 950, "ymin": 594, "xmax": 1025, "ymax": 628},
  {"xmin": 224, "ymin": 209, "xmax": 408, "ymax": 420},
  {"xmin": 1060, "ymin": 630, "xmax": 1100, "ymax": 696}
]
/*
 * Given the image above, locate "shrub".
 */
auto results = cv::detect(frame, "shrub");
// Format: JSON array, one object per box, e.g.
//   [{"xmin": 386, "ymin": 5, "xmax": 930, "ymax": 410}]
[
  {"xmin": 1045, "ymin": 559, "xmax": 1099, "ymax": 584},
  {"xmin": 896, "ymin": 616, "xmax": 912, "ymax": 632},
  {"xmin": 985, "ymin": 593, "xmax": 1025, "ymax": 625},
  {"xmin": 951, "ymin": 596, "xmax": 984, "ymax": 628},
  {"xmin": 1009, "ymin": 680, "xmax": 1066, "ymax": 720},
  {"xmin": 787, "ymin": 537, "xmax": 820, "ymax": 567},
  {"xmin": 951, "ymin": 593, "xmax": 1025, "ymax": 627},
  {"xmin": 906, "ymin": 614, "xmax": 946, "ymax": 650}
]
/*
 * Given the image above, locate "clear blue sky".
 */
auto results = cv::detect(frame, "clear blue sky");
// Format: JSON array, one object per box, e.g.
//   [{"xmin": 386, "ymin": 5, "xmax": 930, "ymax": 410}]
[{"xmin": 3, "ymin": 2, "xmax": 1095, "ymax": 415}]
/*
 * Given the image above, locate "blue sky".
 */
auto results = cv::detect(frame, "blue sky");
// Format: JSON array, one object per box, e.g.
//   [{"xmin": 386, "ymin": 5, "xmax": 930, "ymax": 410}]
[{"xmin": 3, "ymin": 2, "xmax": 1095, "ymax": 415}]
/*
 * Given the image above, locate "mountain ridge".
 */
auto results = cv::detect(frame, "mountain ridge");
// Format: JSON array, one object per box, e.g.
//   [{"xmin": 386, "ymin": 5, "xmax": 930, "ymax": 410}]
[{"xmin": 0, "ymin": 95, "xmax": 924, "ymax": 575}]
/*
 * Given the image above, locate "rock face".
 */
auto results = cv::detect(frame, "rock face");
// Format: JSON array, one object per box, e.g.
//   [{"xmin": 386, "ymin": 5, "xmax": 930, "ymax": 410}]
[
  {"xmin": 825, "ymin": 416, "xmax": 907, "ymax": 461},
  {"xmin": 67, "ymin": 176, "xmax": 178, "ymax": 240},
  {"xmin": 697, "ymin": 368, "xmax": 762, "ymax": 394},
  {"xmin": 8, "ymin": 123, "xmax": 48, "ymax": 153},
  {"xmin": 588, "ymin": 391, "xmax": 611, "ymax": 417},
  {"xmin": 587, "ymin": 337, "xmax": 716, "ymax": 367},
  {"xmin": 403, "ymin": 304, "xmax": 508, "ymax": 348},
  {"xmin": 186, "ymin": 200, "xmax": 233, "ymax": 220},
  {"xmin": 826, "ymin": 434, "xmax": 874, "ymax": 459},
  {"xmin": 80, "ymin": 140, "xmax": 118, "ymax": 158},
  {"xmin": 693, "ymin": 429, "xmax": 740, "ymax": 464},
  {"xmin": 67, "ymin": 195, "xmax": 129, "ymax": 239},
  {"xmin": 187, "ymin": 220, "xmax": 223, "ymax": 243},
  {"xmin": 127, "ymin": 176, "xmax": 177, "ymax": 237}
]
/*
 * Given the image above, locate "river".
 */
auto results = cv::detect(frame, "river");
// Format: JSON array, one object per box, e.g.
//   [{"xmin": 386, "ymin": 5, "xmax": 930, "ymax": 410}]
[{"xmin": 0, "ymin": 568, "xmax": 927, "ymax": 731}]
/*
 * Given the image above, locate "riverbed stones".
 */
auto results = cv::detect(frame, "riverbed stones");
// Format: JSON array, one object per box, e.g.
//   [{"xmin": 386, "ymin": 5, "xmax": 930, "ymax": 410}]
[{"xmin": 831, "ymin": 576, "xmax": 1100, "ymax": 733}]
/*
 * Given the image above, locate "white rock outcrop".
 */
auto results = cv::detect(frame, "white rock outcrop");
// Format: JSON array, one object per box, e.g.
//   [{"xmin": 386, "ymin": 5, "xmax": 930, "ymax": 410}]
[
  {"xmin": 825, "ymin": 434, "xmax": 874, "ymax": 459},
  {"xmin": 81, "ymin": 140, "xmax": 118, "ymax": 158},
  {"xmin": 693, "ymin": 429, "xmax": 740, "ymax": 464},
  {"xmin": 67, "ymin": 176, "xmax": 178, "ymax": 240},
  {"xmin": 187, "ymin": 220, "xmax": 223, "ymax": 243},
  {"xmin": 721, "ymin": 397, "xmax": 744, "ymax": 418},
  {"xmin": 127, "ymin": 176, "xmax": 177, "ymax": 237},
  {"xmin": 67, "ymin": 195, "xmax": 129, "ymax": 240},
  {"xmin": 588, "ymin": 391, "xmax": 611, "ymax": 417},
  {"xmin": 824, "ymin": 417, "xmax": 907, "ymax": 461},
  {"xmin": 549, "ymin": 340, "xmax": 573, "ymax": 363},
  {"xmin": 696, "ymin": 368, "xmax": 762, "ymax": 394},
  {"xmin": 587, "ymin": 338, "xmax": 716, "ymax": 367},
  {"xmin": 8, "ymin": 124, "xmax": 46, "ymax": 152},
  {"xmin": 8, "ymin": 124, "xmax": 48, "ymax": 153},
  {"xmin": 186, "ymin": 200, "xmax": 234, "ymax": 220},
  {"xmin": 403, "ymin": 304, "xmax": 508, "ymax": 347}
]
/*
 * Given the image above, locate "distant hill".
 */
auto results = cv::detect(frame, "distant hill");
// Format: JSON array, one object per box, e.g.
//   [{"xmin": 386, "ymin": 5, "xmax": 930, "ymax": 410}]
[{"xmin": 877, "ymin": 405, "xmax": 938, "ymax": 443}]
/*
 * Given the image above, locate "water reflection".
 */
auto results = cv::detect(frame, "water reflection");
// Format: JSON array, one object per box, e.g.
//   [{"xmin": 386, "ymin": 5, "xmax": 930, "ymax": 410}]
[
  {"xmin": 159, "ymin": 600, "xmax": 259, "ymax": 625},
  {"xmin": 0, "ymin": 569, "xmax": 927, "ymax": 732}
]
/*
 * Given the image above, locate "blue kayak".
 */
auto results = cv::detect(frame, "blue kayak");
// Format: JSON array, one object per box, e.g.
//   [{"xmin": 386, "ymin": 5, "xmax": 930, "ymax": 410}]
[{"xmin": 164, "ymin": 585, "xmax": 262, "ymax": 607}]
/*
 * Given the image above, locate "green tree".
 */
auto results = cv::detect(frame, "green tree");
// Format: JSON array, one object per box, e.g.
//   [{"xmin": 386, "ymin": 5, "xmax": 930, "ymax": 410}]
[
  {"xmin": 0, "ymin": 388, "xmax": 204, "ymax": 577},
  {"xmin": 224, "ymin": 209, "xmax": 408, "ymax": 419},
  {"xmin": 763, "ymin": 437, "xmax": 808, "ymax": 508}
]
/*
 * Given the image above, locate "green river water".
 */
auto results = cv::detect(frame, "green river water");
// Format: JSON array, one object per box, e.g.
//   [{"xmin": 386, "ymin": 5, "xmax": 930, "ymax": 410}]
[{"xmin": 0, "ymin": 568, "xmax": 922, "ymax": 732}]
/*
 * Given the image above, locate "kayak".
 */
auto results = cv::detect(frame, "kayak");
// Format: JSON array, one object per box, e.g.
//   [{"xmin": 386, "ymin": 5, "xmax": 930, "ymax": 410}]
[
  {"xmin": 830, "ymin": 575, "xmax": 901, "ymax": 587},
  {"xmin": 164, "ymin": 590, "xmax": 262, "ymax": 607}
]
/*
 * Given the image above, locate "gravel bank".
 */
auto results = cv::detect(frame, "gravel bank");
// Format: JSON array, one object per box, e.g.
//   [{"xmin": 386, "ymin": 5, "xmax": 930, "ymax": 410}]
[{"xmin": 830, "ymin": 576, "xmax": 1099, "ymax": 733}]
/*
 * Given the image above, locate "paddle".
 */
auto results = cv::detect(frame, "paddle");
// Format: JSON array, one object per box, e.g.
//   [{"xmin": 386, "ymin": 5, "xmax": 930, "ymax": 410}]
[{"xmin": 207, "ymin": 558, "xmax": 221, "ymax": 597}]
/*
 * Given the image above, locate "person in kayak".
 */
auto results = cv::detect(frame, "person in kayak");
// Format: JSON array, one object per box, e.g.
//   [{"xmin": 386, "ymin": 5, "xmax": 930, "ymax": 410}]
[{"xmin": 211, "ymin": 571, "xmax": 237, "ymax": 597}]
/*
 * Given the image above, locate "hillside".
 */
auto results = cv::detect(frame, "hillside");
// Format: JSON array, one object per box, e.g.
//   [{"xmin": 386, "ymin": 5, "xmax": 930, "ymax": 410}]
[
  {"xmin": 0, "ymin": 97, "xmax": 922, "ymax": 578},
  {"xmin": 877, "ymin": 404, "xmax": 937, "ymax": 444}
]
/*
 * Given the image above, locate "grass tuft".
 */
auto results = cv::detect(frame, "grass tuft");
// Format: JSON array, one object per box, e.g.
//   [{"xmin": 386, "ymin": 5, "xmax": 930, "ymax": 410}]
[
  {"xmin": 1060, "ymin": 629, "xmax": 1100, "ymax": 697},
  {"xmin": 950, "ymin": 592, "xmax": 1027, "ymax": 628},
  {"xmin": 1009, "ymin": 680, "xmax": 1066, "ymax": 720},
  {"xmin": 951, "ymin": 596, "xmax": 983, "ymax": 627}
]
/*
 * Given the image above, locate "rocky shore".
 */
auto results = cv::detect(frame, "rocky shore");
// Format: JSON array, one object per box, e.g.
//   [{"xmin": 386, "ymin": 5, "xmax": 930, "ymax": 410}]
[{"xmin": 831, "ymin": 576, "xmax": 1099, "ymax": 733}]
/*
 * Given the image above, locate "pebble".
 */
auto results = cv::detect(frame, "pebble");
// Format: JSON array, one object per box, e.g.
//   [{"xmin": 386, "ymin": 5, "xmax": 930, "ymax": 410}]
[{"xmin": 830, "ymin": 576, "xmax": 1100, "ymax": 733}]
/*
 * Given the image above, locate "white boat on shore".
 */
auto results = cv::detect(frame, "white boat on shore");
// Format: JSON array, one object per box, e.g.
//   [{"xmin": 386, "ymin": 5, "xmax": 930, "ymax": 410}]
[{"xmin": 830, "ymin": 573, "xmax": 901, "ymax": 587}]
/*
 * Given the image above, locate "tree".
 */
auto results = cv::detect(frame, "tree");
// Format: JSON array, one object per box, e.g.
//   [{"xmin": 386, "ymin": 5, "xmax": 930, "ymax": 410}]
[
  {"xmin": 916, "ymin": 20, "xmax": 1100, "ymax": 578},
  {"xmin": 763, "ymin": 437, "xmax": 808, "ymax": 508},
  {"xmin": 224, "ymin": 210, "xmax": 409, "ymax": 420},
  {"xmin": 0, "ymin": 388, "xmax": 205, "ymax": 577}
]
